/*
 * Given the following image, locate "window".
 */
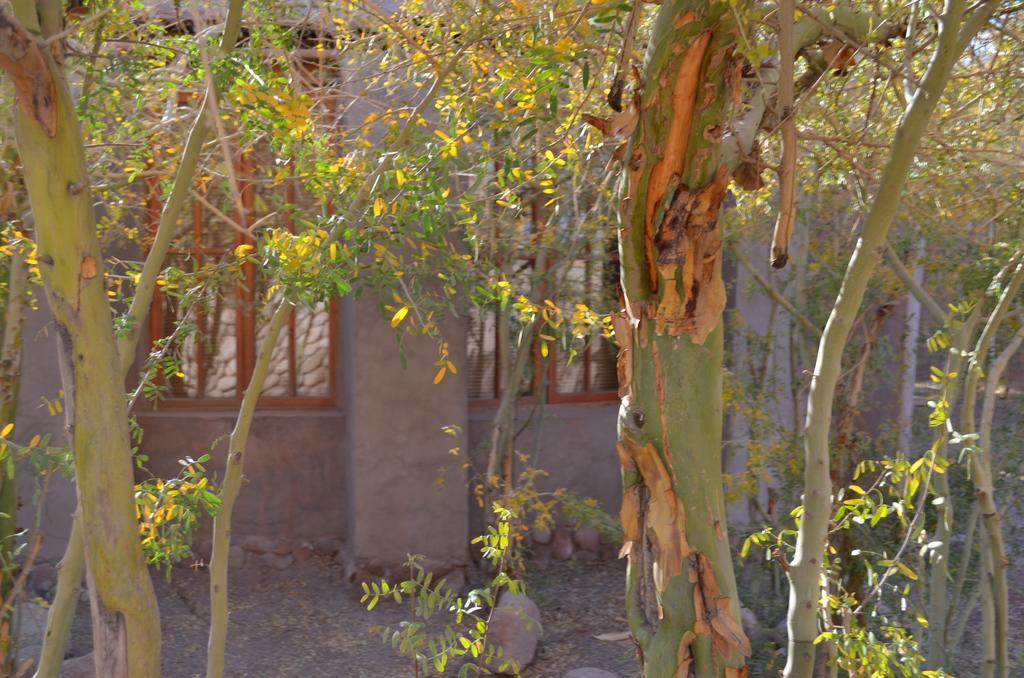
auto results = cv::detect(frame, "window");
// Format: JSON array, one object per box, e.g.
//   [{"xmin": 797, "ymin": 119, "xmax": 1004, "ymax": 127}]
[
  {"xmin": 467, "ymin": 248, "xmax": 619, "ymax": 404},
  {"xmin": 146, "ymin": 155, "xmax": 337, "ymax": 408}
]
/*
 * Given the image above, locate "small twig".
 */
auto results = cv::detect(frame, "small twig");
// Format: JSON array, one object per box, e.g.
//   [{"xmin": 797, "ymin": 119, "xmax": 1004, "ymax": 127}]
[
  {"xmin": 770, "ymin": 0, "xmax": 797, "ymax": 269},
  {"xmin": 772, "ymin": 548, "xmax": 791, "ymax": 573},
  {"xmin": 728, "ymin": 241, "xmax": 819, "ymax": 339},
  {"xmin": 190, "ymin": 0, "xmax": 248, "ymax": 230},
  {"xmin": 189, "ymin": 189, "xmax": 253, "ymax": 238},
  {"xmin": 607, "ymin": 0, "xmax": 643, "ymax": 112}
]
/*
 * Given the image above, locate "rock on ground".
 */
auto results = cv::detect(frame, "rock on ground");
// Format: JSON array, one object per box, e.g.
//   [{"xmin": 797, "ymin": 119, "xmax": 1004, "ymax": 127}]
[
  {"xmin": 487, "ymin": 593, "xmax": 542, "ymax": 674},
  {"xmin": 740, "ymin": 606, "xmax": 762, "ymax": 645},
  {"xmin": 29, "ymin": 563, "xmax": 58, "ymax": 600},
  {"xmin": 531, "ymin": 526, "xmax": 552, "ymax": 545}
]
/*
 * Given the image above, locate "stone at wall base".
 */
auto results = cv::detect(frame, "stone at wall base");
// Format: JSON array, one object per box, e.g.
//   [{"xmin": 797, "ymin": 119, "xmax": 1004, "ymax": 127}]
[
  {"xmin": 29, "ymin": 563, "xmax": 58, "ymax": 600},
  {"xmin": 551, "ymin": 529, "xmax": 574, "ymax": 561},
  {"xmin": 572, "ymin": 525, "xmax": 600, "ymax": 553},
  {"xmin": 293, "ymin": 543, "xmax": 314, "ymax": 563},
  {"xmin": 312, "ymin": 538, "xmax": 342, "ymax": 557},
  {"xmin": 741, "ymin": 606, "xmax": 763, "ymax": 645},
  {"xmin": 574, "ymin": 550, "xmax": 597, "ymax": 563},
  {"xmin": 262, "ymin": 553, "xmax": 294, "ymax": 570},
  {"xmin": 531, "ymin": 525, "xmax": 552, "ymax": 545}
]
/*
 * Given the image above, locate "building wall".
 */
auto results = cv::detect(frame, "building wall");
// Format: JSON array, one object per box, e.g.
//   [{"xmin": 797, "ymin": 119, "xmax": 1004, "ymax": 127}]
[
  {"xmin": 137, "ymin": 408, "xmax": 348, "ymax": 544},
  {"xmin": 342, "ymin": 294, "xmax": 470, "ymax": 567},
  {"xmin": 467, "ymin": 401, "xmax": 621, "ymax": 535},
  {"xmin": 15, "ymin": 297, "xmax": 77, "ymax": 563}
]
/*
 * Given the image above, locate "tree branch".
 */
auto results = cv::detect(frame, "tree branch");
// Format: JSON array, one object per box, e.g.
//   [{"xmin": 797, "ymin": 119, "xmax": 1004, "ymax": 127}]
[
  {"xmin": 770, "ymin": 0, "xmax": 797, "ymax": 269},
  {"xmin": 728, "ymin": 240, "xmax": 819, "ymax": 339},
  {"xmin": 883, "ymin": 241, "xmax": 947, "ymax": 324},
  {"xmin": 116, "ymin": 0, "xmax": 246, "ymax": 375}
]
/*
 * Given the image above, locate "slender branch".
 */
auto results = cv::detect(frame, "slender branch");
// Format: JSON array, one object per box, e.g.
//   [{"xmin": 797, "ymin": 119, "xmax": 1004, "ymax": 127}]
[
  {"xmin": 607, "ymin": 0, "xmax": 643, "ymax": 112},
  {"xmin": 205, "ymin": 300, "xmax": 291, "ymax": 678},
  {"xmin": 884, "ymin": 240, "xmax": 947, "ymax": 324},
  {"xmin": 116, "ymin": 0, "xmax": 246, "ymax": 375},
  {"xmin": 728, "ymin": 241, "xmax": 819, "ymax": 339},
  {"xmin": 959, "ymin": 251, "xmax": 1024, "ymax": 677},
  {"xmin": 33, "ymin": 519, "xmax": 84, "ymax": 678}
]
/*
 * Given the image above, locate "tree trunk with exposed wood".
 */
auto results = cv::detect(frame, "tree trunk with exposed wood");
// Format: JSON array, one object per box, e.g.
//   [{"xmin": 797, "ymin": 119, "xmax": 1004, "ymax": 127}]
[{"xmin": 611, "ymin": 3, "xmax": 749, "ymax": 675}]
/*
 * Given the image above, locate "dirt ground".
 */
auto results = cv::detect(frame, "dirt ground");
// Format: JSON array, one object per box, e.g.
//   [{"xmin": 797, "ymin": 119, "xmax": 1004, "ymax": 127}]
[{"xmin": 66, "ymin": 558, "xmax": 640, "ymax": 677}]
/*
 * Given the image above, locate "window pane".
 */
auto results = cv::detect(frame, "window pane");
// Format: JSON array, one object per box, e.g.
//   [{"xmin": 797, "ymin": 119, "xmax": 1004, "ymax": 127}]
[
  {"xmin": 163, "ymin": 273, "xmax": 239, "ymax": 399},
  {"xmin": 255, "ymin": 289, "xmax": 292, "ymax": 397},
  {"xmin": 556, "ymin": 349, "xmax": 585, "ymax": 394},
  {"xmin": 588, "ymin": 333, "xmax": 618, "ymax": 393},
  {"xmin": 197, "ymin": 292, "xmax": 239, "ymax": 398},
  {"xmin": 468, "ymin": 307, "xmax": 496, "ymax": 399},
  {"xmin": 294, "ymin": 303, "xmax": 332, "ymax": 397}
]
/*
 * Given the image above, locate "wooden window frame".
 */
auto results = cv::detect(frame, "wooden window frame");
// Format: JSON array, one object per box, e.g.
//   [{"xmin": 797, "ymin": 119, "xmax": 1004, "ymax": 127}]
[{"xmin": 143, "ymin": 156, "xmax": 338, "ymax": 411}]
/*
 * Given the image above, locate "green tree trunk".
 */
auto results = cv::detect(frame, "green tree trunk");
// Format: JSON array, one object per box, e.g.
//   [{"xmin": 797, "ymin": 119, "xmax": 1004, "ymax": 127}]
[
  {"xmin": 0, "ymin": 5, "xmax": 161, "ymax": 675},
  {"xmin": 614, "ymin": 2, "xmax": 749, "ymax": 675},
  {"xmin": 206, "ymin": 302, "xmax": 291, "ymax": 678},
  {"xmin": 783, "ymin": 2, "xmax": 998, "ymax": 675}
]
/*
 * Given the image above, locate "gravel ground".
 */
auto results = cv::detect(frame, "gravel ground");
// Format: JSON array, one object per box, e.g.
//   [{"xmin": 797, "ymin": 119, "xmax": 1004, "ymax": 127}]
[{"xmin": 66, "ymin": 558, "xmax": 640, "ymax": 677}]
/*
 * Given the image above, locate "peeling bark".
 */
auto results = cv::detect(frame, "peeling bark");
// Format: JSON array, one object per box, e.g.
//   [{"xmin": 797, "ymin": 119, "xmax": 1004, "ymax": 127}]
[{"xmin": 0, "ymin": 9, "xmax": 56, "ymax": 136}]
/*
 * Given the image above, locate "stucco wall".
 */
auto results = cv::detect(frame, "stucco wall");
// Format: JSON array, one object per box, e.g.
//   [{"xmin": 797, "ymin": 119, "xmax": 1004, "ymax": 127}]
[
  {"xmin": 137, "ymin": 408, "xmax": 348, "ymax": 543},
  {"xmin": 15, "ymin": 297, "xmax": 77, "ymax": 563},
  {"xmin": 467, "ymin": 401, "xmax": 621, "ymax": 535},
  {"xmin": 342, "ymin": 294, "xmax": 470, "ymax": 566}
]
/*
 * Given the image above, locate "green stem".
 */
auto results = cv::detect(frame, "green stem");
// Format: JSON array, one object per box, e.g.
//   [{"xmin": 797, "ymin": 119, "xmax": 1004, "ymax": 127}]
[
  {"xmin": 0, "ymin": 248, "xmax": 25, "ymax": 670},
  {"xmin": 884, "ymin": 242, "xmax": 947, "ymax": 325}
]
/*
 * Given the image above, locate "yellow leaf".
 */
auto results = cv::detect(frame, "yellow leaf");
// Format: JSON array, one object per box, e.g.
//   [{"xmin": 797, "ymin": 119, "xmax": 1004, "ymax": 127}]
[
  {"xmin": 541, "ymin": 342, "xmax": 549, "ymax": 358},
  {"xmin": 391, "ymin": 305, "xmax": 409, "ymax": 328},
  {"xmin": 0, "ymin": 423, "xmax": 11, "ymax": 438},
  {"xmin": 395, "ymin": 169, "xmax": 406, "ymax": 187},
  {"xmin": 29, "ymin": 434, "xmax": 41, "ymax": 448},
  {"xmin": 373, "ymin": 196, "xmax": 386, "ymax": 217},
  {"xmin": 896, "ymin": 561, "xmax": 918, "ymax": 580},
  {"xmin": 234, "ymin": 243, "xmax": 254, "ymax": 258},
  {"xmin": 446, "ymin": 361, "xmax": 457, "ymax": 374},
  {"xmin": 330, "ymin": 242, "xmax": 339, "ymax": 261},
  {"xmin": 433, "ymin": 366, "xmax": 446, "ymax": 384}
]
